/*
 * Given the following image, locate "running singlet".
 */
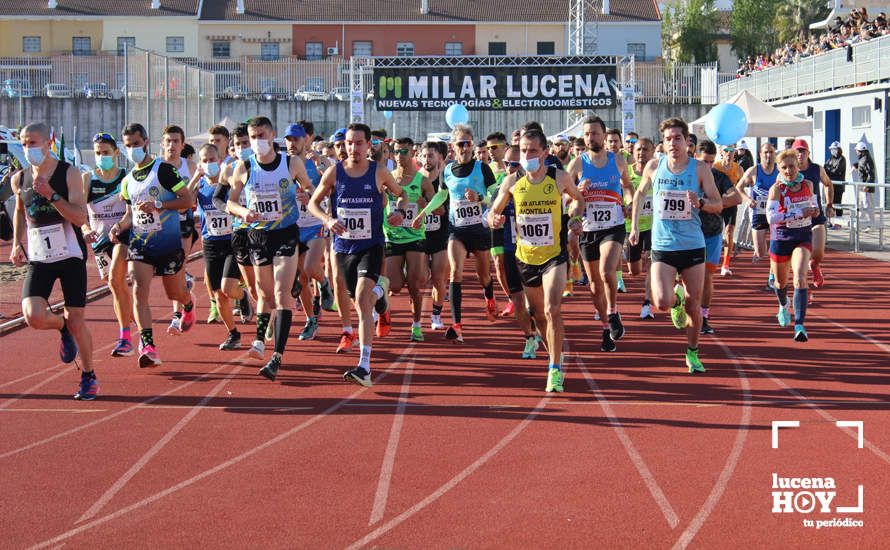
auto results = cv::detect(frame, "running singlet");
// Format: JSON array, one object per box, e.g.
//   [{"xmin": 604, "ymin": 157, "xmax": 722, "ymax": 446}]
[
  {"xmin": 122, "ymin": 158, "xmax": 184, "ymax": 256},
  {"xmin": 444, "ymin": 161, "xmax": 488, "ymax": 230},
  {"xmin": 512, "ymin": 166, "xmax": 563, "ymax": 265},
  {"xmin": 384, "ymin": 171, "xmax": 424, "ymax": 244},
  {"xmin": 196, "ymin": 177, "xmax": 232, "ymax": 241},
  {"xmin": 297, "ymin": 157, "xmax": 324, "ymax": 229},
  {"xmin": 86, "ymin": 168, "xmax": 127, "ymax": 250},
  {"xmin": 799, "ymin": 162, "xmax": 824, "ymax": 213},
  {"xmin": 243, "ymin": 153, "xmax": 299, "ymax": 231},
  {"xmin": 624, "ymin": 163, "xmax": 652, "ymax": 232},
  {"xmin": 332, "ymin": 161, "xmax": 384, "ymax": 254},
  {"xmin": 580, "ymin": 152, "xmax": 624, "ymax": 232},
  {"xmin": 751, "ymin": 164, "xmax": 778, "ymax": 215},
  {"xmin": 21, "ymin": 161, "xmax": 86, "ymax": 263},
  {"xmin": 771, "ymin": 178, "xmax": 816, "ymax": 242},
  {"xmin": 651, "ymin": 156, "xmax": 704, "ymax": 251},
  {"xmin": 714, "ymin": 160, "xmax": 742, "ymax": 185}
]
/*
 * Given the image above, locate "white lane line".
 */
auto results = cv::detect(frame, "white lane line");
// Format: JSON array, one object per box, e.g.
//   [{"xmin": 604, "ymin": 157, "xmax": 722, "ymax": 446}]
[
  {"xmin": 0, "ymin": 339, "xmax": 118, "ymax": 396},
  {"xmin": 671, "ymin": 336, "xmax": 752, "ymax": 550},
  {"xmin": 0, "ymin": 365, "xmax": 67, "ymax": 390},
  {"xmin": 346, "ymin": 397, "xmax": 550, "ymax": 550},
  {"xmin": 0, "ymin": 408, "xmax": 106, "ymax": 413},
  {"xmin": 0, "ymin": 369, "xmax": 72, "ymax": 410},
  {"xmin": 369, "ymin": 360, "xmax": 414, "ymax": 526},
  {"xmin": 28, "ymin": 344, "xmax": 417, "ymax": 550},
  {"xmin": 574, "ymin": 354, "xmax": 680, "ymax": 529},
  {"xmin": 77, "ymin": 363, "xmax": 244, "ymax": 522},
  {"xmin": 344, "ymin": 401, "xmax": 722, "ymax": 408},
  {"xmin": 820, "ymin": 316, "xmax": 890, "ymax": 354}
]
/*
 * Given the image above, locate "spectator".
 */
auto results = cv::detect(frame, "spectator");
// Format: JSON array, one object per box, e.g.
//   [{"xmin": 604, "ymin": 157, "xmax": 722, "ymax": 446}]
[
  {"xmin": 736, "ymin": 140, "xmax": 754, "ymax": 171},
  {"xmin": 852, "ymin": 141, "xmax": 877, "ymax": 230},
  {"xmin": 824, "ymin": 141, "xmax": 846, "ymax": 217}
]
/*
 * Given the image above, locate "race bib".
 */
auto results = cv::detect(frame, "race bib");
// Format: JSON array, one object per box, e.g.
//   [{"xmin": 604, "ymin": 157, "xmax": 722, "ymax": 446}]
[
  {"xmin": 640, "ymin": 197, "xmax": 653, "ymax": 218},
  {"xmin": 297, "ymin": 201, "xmax": 322, "ymax": 228},
  {"xmin": 584, "ymin": 201, "xmax": 622, "ymax": 231},
  {"xmin": 517, "ymin": 213, "xmax": 554, "ymax": 247},
  {"xmin": 425, "ymin": 213, "xmax": 441, "ymax": 232},
  {"xmin": 453, "ymin": 199, "xmax": 483, "ymax": 228},
  {"xmin": 338, "ymin": 207, "xmax": 372, "ymax": 240},
  {"xmin": 389, "ymin": 200, "xmax": 419, "ymax": 228},
  {"xmin": 786, "ymin": 197, "xmax": 815, "ymax": 229},
  {"xmin": 28, "ymin": 223, "xmax": 69, "ymax": 262},
  {"xmin": 659, "ymin": 190, "xmax": 692, "ymax": 220},
  {"xmin": 251, "ymin": 191, "xmax": 282, "ymax": 222},
  {"xmin": 94, "ymin": 252, "xmax": 110, "ymax": 279},
  {"xmin": 205, "ymin": 210, "xmax": 232, "ymax": 236},
  {"xmin": 133, "ymin": 209, "xmax": 162, "ymax": 233}
]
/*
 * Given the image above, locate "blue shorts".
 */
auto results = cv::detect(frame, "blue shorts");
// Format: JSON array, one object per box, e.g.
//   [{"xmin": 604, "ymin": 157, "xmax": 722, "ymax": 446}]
[
  {"xmin": 751, "ymin": 213, "xmax": 769, "ymax": 231},
  {"xmin": 769, "ymin": 237, "xmax": 812, "ymax": 263},
  {"xmin": 299, "ymin": 225, "xmax": 324, "ymax": 244},
  {"xmin": 704, "ymin": 233, "xmax": 722, "ymax": 272}
]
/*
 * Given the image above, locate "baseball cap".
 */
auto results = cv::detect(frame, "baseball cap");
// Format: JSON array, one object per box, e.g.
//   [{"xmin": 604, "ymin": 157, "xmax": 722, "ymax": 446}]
[
  {"xmin": 331, "ymin": 128, "xmax": 347, "ymax": 142},
  {"xmin": 791, "ymin": 138, "xmax": 809, "ymax": 151},
  {"xmin": 829, "ymin": 141, "xmax": 841, "ymax": 150},
  {"xmin": 284, "ymin": 124, "xmax": 306, "ymax": 139},
  {"xmin": 855, "ymin": 140, "xmax": 868, "ymax": 151},
  {"xmin": 736, "ymin": 140, "xmax": 749, "ymax": 150}
]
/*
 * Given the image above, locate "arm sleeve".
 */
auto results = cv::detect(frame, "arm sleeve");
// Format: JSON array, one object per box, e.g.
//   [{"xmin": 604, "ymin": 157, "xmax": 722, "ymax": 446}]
[
  {"xmin": 766, "ymin": 200, "xmax": 802, "ymax": 224},
  {"xmin": 419, "ymin": 188, "xmax": 449, "ymax": 216},
  {"xmin": 158, "ymin": 163, "xmax": 185, "ymax": 192},
  {"xmin": 212, "ymin": 181, "xmax": 230, "ymax": 211},
  {"xmin": 479, "ymin": 162, "xmax": 496, "ymax": 190}
]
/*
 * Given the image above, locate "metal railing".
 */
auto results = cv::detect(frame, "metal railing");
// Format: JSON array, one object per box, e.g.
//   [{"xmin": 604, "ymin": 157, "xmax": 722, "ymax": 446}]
[
  {"xmin": 0, "ymin": 54, "xmax": 125, "ymax": 97},
  {"xmin": 632, "ymin": 62, "xmax": 735, "ymax": 104},
  {"xmin": 719, "ymin": 34, "xmax": 890, "ymax": 102}
]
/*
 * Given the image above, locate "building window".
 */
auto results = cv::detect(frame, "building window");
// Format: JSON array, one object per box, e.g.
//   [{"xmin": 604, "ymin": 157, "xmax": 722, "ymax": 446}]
[
  {"xmin": 117, "ymin": 37, "xmax": 135, "ymax": 56},
  {"xmin": 488, "ymin": 42, "xmax": 506, "ymax": 55},
  {"xmin": 627, "ymin": 43, "xmax": 647, "ymax": 60},
  {"xmin": 353, "ymin": 41, "xmax": 372, "ymax": 57},
  {"xmin": 396, "ymin": 42, "xmax": 415, "ymax": 57},
  {"xmin": 536, "ymin": 41, "xmax": 555, "ymax": 55},
  {"xmin": 166, "ymin": 36, "xmax": 185, "ymax": 53},
  {"xmin": 813, "ymin": 111, "xmax": 823, "ymax": 131},
  {"xmin": 22, "ymin": 36, "xmax": 41, "ymax": 54},
  {"xmin": 260, "ymin": 42, "xmax": 280, "ymax": 61},
  {"xmin": 852, "ymin": 105, "xmax": 871, "ymax": 128},
  {"xmin": 306, "ymin": 41, "xmax": 323, "ymax": 60},
  {"xmin": 72, "ymin": 36, "xmax": 92, "ymax": 56},
  {"xmin": 445, "ymin": 42, "xmax": 462, "ymax": 56},
  {"xmin": 212, "ymin": 41, "xmax": 231, "ymax": 58}
]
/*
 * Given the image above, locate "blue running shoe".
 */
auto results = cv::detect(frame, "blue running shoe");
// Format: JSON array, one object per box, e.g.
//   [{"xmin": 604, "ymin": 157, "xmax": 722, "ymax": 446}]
[
  {"xmin": 111, "ymin": 339, "xmax": 134, "ymax": 357},
  {"xmin": 59, "ymin": 326, "xmax": 78, "ymax": 363},
  {"xmin": 793, "ymin": 324, "xmax": 809, "ymax": 342},
  {"xmin": 74, "ymin": 371, "xmax": 98, "ymax": 401}
]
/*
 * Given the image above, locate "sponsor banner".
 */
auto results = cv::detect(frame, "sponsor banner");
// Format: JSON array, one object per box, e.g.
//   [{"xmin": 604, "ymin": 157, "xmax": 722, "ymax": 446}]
[{"xmin": 374, "ymin": 61, "xmax": 617, "ymax": 111}]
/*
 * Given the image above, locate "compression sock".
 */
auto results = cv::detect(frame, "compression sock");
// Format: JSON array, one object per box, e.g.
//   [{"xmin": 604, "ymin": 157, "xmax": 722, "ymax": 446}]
[
  {"xmin": 793, "ymin": 288, "xmax": 808, "ymax": 325},
  {"xmin": 450, "ymin": 282, "xmax": 463, "ymax": 324},
  {"xmin": 774, "ymin": 285, "xmax": 788, "ymax": 307},
  {"xmin": 256, "ymin": 313, "xmax": 271, "ymax": 341},
  {"xmin": 140, "ymin": 328, "xmax": 155, "ymax": 348},
  {"xmin": 483, "ymin": 281, "xmax": 494, "ymax": 300},
  {"xmin": 273, "ymin": 309, "xmax": 292, "ymax": 354}
]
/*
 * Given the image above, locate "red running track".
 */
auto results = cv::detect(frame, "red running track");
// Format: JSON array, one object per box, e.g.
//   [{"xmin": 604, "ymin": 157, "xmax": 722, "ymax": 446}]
[{"xmin": 1, "ymin": 249, "xmax": 889, "ymax": 549}]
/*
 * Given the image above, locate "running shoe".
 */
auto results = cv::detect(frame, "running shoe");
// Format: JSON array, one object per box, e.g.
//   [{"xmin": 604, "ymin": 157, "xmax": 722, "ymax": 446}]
[
  {"xmin": 720, "ymin": 266, "xmax": 733, "ymax": 277},
  {"xmin": 810, "ymin": 260, "xmax": 825, "ymax": 288},
  {"xmin": 376, "ymin": 311, "xmax": 392, "ymax": 338},
  {"xmin": 563, "ymin": 281, "xmax": 573, "ymax": 297},
  {"xmin": 522, "ymin": 336, "xmax": 537, "ymax": 359},
  {"xmin": 485, "ymin": 297, "xmax": 498, "ymax": 322},
  {"xmin": 239, "ymin": 294, "xmax": 254, "ymax": 324},
  {"xmin": 640, "ymin": 303, "xmax": 654, "ymax": 319},
  {"xmin": 59, "ymin": 326, "xmax": 78, "ymax": 364},
  {"xmin": 430, "ymin": 314, "xmax": 445, "ymax": 330},
  {"xmin": 670, "ymin": 285, "xmax": 687, "ymax": 330},
  {"xmin": 299, "ymin": 317, "xmax": 319, "ymax": 341},
  {"xmin": 600, "ymin": 329, "xmax": 616, "ymax": 352},
  {"xmin": 336, "ymin": 331, "xmax": 356, "ymax": 353},
  {"xmin": 111, "ymin": 338, "xmax": 134, "ymax": 357},
  {"xmin": 74, "ymin": 371, "xmax": 98, "ymax": 401},
  {"xmin": 344, "ymin": 367, "xmax": 373, "ymax": 387},
  {"xmin": 374, "ymin": 275, "xmax": 391, "ymax": 314},
  {"xmin": 617, "ymin": 275, "xmax": 626, "ymax": 293},
  {"xmin": 410, "ymin": 325, "xmax": 424, "ymax": 342},
  {"xmin": 138, "ymin": 344, "xmax": 161, "ymax": 368},
  {"xmin": 320, "ymin": 279, "xmax": 335, "ymax": 311},
  {"xmin": 180, "ymin": 295, "xmax": 197, "ymax": 333},
  {"xmin": 608, "ymin": 313, "xmax": 625, "ymax": 341},
  {"xmin": 259, "ymin": 355, "xmax": 281, "ymax": 381},
  {"xmin": 219, "ymin": 331, "xmax": 242, "ymax": 351},
  {"xmin": 206, "ymin": 300, "xmax": 220, "ymax": 324},
  {"xmin": 167, "ymin": 315, "xmax": 183, "ymax": 335},
  {"xmin": 249, "ymin": 339, "xmax": 265, "ymax": 360},
  {"xmin": 700, "ymin": 317, "xmax": 715, "ymax": 335},
  {"xmin": 545, "ymin": 368, "xmax": 564, "ymax": 393},
  {"xmin": 685, "ymin": 348, "xmax": 706, "ymax": 374},
  {"xmin": 445, "ymin": 323, "xmax": 464, "ymax": 343},
  {"xmin": 499, "ymin": 300, "xmax": 515, "ymax": 318},
  {"xmin": 776, "ymin": 305, "xmax": 791, "ymax": 328},
  {"xmin": 793, "ymin": 324, "xmax": 809, "ymax": 342}
]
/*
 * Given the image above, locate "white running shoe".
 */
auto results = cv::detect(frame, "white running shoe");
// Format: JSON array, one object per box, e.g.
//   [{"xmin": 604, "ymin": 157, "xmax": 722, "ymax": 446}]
[
  {"xmin": 430, "ymin": 314, "xmax": 444, "ymax": 330},
  {"xmin": 167, "ymin": 316, "xmax": 183, "ymax": 335},
  {"xmin": 640, "ymin": 303, "xmax": 654, "ymax": 319},
  {"xmin": 720, "ymin": 266, "xmax": 733, "ymax": 277},
  {"xmin": 249, "ymin": 339, "xmax": 265, "ymax": 360}
]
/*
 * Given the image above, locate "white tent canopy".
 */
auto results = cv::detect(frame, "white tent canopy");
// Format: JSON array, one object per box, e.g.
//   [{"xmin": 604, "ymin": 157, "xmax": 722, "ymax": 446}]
[
  {"xmin": 548, "ymin": 117, "xmax": 585, "ymax": 141},
  {"xmin": 187, "ymin": 116, "xmax": 239, "ymax": 144},
  {"xmin": 690, "ymin": 90, "xmax": 813, "ymax": 138}
]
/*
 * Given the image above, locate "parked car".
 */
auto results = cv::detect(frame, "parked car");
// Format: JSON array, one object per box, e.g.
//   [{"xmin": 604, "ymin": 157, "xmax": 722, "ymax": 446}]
[
  {"xmin": 82, "ymin": 83, "xmax": 113, "ymax": 99},
  {"xmin": 221, "ymin": 84, "xmax": 251, "ymax": 99},
  {"xmin": 260, "ymin": 87, "xmax": 290, "ymax": 101},
  {"xmin": 329, "ymin": 86, "xmax": 350, "ymax": 101},
  {"xmin": 44, "ymin": 83, "xmax": 73, "ymax": 98},
  {"xmin": 295, "ymin": 84, "xmax": 327, "ymax": 101},
  {"xmin": 2, "ymin": 79, "xmax": 35, "ymax": 98}
]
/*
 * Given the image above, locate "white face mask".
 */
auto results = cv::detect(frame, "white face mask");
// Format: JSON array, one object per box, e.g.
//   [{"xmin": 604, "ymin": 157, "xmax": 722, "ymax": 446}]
[{"xmin": 250, "ymin": 138, "xmax": 271, "ymax": 157}]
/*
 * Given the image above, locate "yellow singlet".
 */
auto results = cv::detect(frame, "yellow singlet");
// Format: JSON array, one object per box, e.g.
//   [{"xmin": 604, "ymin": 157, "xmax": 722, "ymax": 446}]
[{"xmin": 512, "ymin": 167, "xmax": 564, "ymax": 265}]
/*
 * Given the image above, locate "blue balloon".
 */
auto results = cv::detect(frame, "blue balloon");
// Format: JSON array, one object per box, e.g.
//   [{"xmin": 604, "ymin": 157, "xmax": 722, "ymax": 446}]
[
  {"xmin": 705, "ymin": 103, "xmax": 748, "ymax": 146},
  {"xmin": 445, "ymin": 103, "xmax": 469, "ymax": 129},
  {"xmin": 383, "ymin": 110, "xmax": 393, "ymax": 119}
]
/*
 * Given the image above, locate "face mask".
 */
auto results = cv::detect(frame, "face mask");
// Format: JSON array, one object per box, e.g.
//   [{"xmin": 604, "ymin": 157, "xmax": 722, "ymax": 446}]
[
  {"xmin": 126, "ymin": 146, "xmax": 146, "ymax": 165},
  {"xmin": 96, "ymin": 155, "xmax": 115, "ymax": 171},
  {"xmin": 251, "ymin": 138, "xmax": 271, "ymax": 157},
  {"xmin": 830, "ymin": 149, "xmax": 839, "ymax": 157},
  {"xmin": 204, "ymin": 161, "xmax": 220, "ymax": 178},
  {"xmin": 238, "ymin": 147, "xmax": 253, "ymax": 161},
  {"xmin": 520, "ymin": 156, "xmax": 541, "ymax": 173},
  {"xmin": 24, "ymin": 147, "xmax": 45, "ymax": 167}
]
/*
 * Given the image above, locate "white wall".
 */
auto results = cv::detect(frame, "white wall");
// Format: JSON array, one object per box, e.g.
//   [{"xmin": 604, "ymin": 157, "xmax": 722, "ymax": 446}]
[
  {"xmin": 590, "ymin": 22, "xmax": 662, "ymax": 60},
  {"xmin": 102, "ymin": 19, "xmax": 199, "ymax": 56}
]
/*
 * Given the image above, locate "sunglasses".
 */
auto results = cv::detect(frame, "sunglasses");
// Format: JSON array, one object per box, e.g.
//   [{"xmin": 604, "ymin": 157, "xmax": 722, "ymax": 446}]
[
  {"xmin": 395, "ymin": 148, "xmax": 410, "ymax": 155},
  {"xmin": 723, "ymin": 148, "xmax": 735, "ymax": 153},
  {"xmin": 455, "ymin": 140, "xmax": 473, "ymax": 149},
  {"xmin": 625, "ymin": 139, "xmax": 638, "ymax": 144},
  {"xmin": 486, "ymin": 143, "xmax": 501, "ymax": 151},
  {"xmin": 93, "ymin": 132, "xmax": 115, "ymax": 143},
  {"xmin": 371, "ymin": 139, "xmax": 382, "ymax": 146},
  {"xmin": 505, "ymin": 161, "xmax": 521, "ymax": 168}
]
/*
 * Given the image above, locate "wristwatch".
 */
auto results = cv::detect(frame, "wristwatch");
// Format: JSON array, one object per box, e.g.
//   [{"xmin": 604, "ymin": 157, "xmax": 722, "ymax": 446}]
[
  {"xmin": 154, "ymin": 199, "xmax": 164, "ymax": 210},
  {"xmin": 698, "ymin": 198, "xmax": 706, "ymax": 209},
  {"xmin": 50, "ymin": 192, "xmax": 61, "ymax": 202}
]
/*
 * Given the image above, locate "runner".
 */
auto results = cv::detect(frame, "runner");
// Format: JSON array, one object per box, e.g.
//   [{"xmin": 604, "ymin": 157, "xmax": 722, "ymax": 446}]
[
  {"xmin": 474, "ymin": 140, "xmax": 491, "ymax": 164},
  {"xmin": 205, "ymin": 124, "xmax": 233, "ymax": 323},
  {"xmin": 714, "ymin": 145, "xmax": 743, "ymax": 276},
  {"xmin": 9, "ymin": 122, "xmax": 97, "ymax": 399},
  {"xmin": 767, "ymin": 149, "xmax": 819, "ymax": 342},
  {"xmin": 81, "ymin": 132, "xmax": 133, "ymax": 356},
  {"xmin": 623, "ymin": 137, "xmax": 656, "ymax": 319},
  {"xmin": 792, "ymin": 138, "xmax": 833, "ymax": 289},
  {"xmin": 629, "ymin": 117, "xmax": 722, "ymax": 373},
  {"xmin": 308, "ymin": 123, "xmax": 408, "ymax": 387},
  {"xmin": 383, "ymin": 137, "xmax": 435, "ymax": 341},
  {"xmin": 566, "ymin": 116, "xmax": 635, "ymax": 352},
  {"xmin": 227, "ymin": 116, "xmax": 312, "ymax": 381},
  {"xmin": 417, "ymin": 140, "xmax": 450, "ymax": 331},
  {"xmin": 109, "ymin": 122, "xmax": 196, "ymax": 368},
  {"xmin": 695, "ymin": 140, "xmax": 743, "ymax": 334},
  {"xmin": 191, "ymin": 143, "xmax": 242, "ymax": 350},
  {"xmin": 485, "ymin": 131, "xmax": 515, "ymax": 316},
  {"xmin": 488, "ymin": 129, "xmax": 584, "ymax": 391},
  {"xmin": 736, "ymin": 142, "xmax": 778, "ymax": 289}
]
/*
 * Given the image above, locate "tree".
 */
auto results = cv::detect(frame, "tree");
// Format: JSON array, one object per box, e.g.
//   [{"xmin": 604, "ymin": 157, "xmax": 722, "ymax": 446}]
[
  {"xmin": 731, "ymin": 0, "xmax": 781, "ymax": 60},
  {"xmin": 662, "ymin": 0, "xmax": 720, "ymax": 64},
  {"xmin": 775, "ymin": 0, "xmax": 831, "ymax": 44}
]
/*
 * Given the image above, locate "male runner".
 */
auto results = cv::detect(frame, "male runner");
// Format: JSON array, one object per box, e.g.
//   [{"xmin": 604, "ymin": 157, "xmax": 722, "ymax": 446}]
[
  {"xmin": 623, "ymin": 137, "xmax": 656, "ymax": 319},
  {"xmin": 714, "ymin": 145, "xmax": 742, "ymax": 276},
  {"xmin": 736, "ymin": 142, "xmax": 778, "ymax": 289},
  {"xmin": 792, "ymin": 139, "xmax": 833, "ymax": 288},
  {"xmin": 417, "ymin": 140, "xmax": 450, "ymax": 331}
]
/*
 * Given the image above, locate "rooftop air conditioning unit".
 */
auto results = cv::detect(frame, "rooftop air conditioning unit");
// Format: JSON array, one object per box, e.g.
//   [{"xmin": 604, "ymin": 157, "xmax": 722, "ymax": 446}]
[{"xmin": 327, "ymin": 47, "xmax": 338, "ymax": 56}]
